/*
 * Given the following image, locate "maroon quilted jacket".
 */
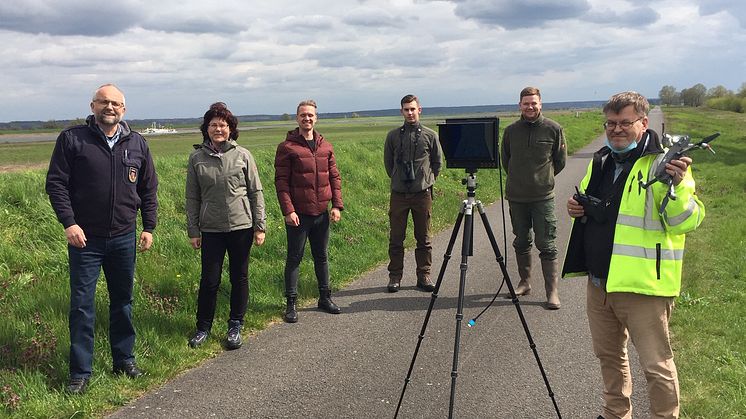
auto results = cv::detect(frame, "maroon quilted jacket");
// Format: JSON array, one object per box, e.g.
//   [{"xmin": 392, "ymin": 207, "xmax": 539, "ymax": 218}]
[{"xmin": 274, "ymin": 128, "xmax": 343, "ymax": 216}]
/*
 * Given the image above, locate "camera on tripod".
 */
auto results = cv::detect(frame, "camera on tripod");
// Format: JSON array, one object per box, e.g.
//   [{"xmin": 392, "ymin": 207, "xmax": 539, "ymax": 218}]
[
  {"xmin": 438, "ymin": 117, "xmax": 500, "ymax": 172},
  {"xmin": 573, "ymin": 186, "xmax": 608, "ymax": 223},
  {"xmin": 396, "ymin": 114, "xmax": 562, "ymax": 418}
]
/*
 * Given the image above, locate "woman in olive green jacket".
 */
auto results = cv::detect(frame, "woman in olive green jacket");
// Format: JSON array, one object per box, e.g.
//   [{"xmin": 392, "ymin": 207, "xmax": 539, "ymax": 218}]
[{"xmin": 185, "ymin": 102, "xmax": 266, "ymax": 350}]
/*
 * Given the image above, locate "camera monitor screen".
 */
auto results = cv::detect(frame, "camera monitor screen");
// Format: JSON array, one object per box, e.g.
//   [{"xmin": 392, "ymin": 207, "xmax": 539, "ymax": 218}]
[{"xmin": 438, "ymin": 117, "xmax": 500, "ymax": 170}]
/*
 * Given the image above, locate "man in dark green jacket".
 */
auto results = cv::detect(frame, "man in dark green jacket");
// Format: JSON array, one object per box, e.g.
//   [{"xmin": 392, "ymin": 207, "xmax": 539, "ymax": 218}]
[
  {"xmin": 383, "ymin": 94, "xmax": 443, "ymax": 293},
  {"xmin": 501, "ymin": 87, "xmax": 566, "ymax": 309}
]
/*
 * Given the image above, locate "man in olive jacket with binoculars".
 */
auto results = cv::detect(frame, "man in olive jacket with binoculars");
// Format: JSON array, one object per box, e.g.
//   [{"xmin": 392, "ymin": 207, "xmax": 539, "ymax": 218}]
[{"xmin": 383, "ymin": 94, "xmax": 443, "ymax": 293}]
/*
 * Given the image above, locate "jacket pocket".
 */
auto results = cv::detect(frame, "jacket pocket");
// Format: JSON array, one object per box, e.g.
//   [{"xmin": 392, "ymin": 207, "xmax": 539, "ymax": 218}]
[{"xmin": 199, "ymin": 202, "xmax": 209, "ymax": 227}]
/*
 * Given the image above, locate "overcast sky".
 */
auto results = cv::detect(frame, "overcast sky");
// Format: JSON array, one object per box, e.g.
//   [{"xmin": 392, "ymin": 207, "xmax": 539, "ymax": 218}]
[{"xmin": 1, "ymin": 0, "xmax": 744, "ymax": 122}]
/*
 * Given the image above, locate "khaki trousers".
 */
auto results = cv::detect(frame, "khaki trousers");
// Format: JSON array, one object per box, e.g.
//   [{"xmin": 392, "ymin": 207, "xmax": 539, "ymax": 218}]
[{"xmin": 586, "ymin": 280, "xmax": 680, "ymax": 419}]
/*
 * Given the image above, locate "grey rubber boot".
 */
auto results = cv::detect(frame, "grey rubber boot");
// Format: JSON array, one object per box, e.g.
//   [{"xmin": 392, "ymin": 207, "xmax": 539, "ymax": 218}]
[
  {"xmin": 541, "ymin": 258, "xmax": 561, "ymax": 310},
  {"xmin": 507, "ymin": 253, "xmax": 532, "ymax": 298}
]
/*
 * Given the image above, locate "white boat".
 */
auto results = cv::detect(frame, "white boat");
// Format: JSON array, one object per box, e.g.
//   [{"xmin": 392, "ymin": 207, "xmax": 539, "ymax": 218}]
[{"xmin": 142, "ymin": 122, "xmax": 177, "ymax": 135}]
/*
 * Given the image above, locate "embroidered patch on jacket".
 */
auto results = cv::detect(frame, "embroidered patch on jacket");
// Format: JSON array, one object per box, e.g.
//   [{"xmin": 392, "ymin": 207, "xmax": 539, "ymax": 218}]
[{"xmin": 128, "ymin": 167, "xmax": 138, "ymax": 183}]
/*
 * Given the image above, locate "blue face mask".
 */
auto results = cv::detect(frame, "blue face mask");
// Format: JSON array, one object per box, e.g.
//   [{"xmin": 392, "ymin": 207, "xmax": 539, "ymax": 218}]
[{"xmin": 605, "ymin": 137, "xmax": 638, "ymax": 154}]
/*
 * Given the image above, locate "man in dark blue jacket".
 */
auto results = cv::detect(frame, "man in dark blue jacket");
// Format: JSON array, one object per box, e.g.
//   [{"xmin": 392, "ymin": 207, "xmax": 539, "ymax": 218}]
[{"xmin": 46, "ymin": 84, "xmax": 158, "ymax": 394}]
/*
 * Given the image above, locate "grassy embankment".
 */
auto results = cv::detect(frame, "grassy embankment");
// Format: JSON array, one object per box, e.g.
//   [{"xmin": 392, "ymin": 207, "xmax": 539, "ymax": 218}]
[
  {"xmin": 0, "ymin": 106, "xmax": 746, "ymax": 417},
  {"xmin": 662, "ymin": 107, "xmax": 746, "ymax": 418}
]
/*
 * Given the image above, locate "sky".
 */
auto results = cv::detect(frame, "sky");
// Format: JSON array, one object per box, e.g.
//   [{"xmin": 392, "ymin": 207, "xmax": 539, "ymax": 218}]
[{"xmin": 1, "ymin": 0, "xmax": 744, "ymax": 122}]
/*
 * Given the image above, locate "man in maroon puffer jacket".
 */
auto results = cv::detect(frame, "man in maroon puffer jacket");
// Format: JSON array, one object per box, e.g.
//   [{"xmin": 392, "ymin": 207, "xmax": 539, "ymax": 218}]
[{"xmin": 274, "ymin": 99, "xmax": 344, "ymax": 323}]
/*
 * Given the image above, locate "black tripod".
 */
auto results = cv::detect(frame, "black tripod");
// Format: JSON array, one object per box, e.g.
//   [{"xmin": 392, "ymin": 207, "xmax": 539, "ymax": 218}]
[{"xmin": 393, "ymin": 172, "xmax": 561, "ymax": 418}]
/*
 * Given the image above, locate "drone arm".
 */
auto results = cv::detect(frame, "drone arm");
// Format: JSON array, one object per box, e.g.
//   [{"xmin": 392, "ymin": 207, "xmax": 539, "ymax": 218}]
[{"xmin": 655, "ymin": 170, "xmax": 705, "ymax": 234}]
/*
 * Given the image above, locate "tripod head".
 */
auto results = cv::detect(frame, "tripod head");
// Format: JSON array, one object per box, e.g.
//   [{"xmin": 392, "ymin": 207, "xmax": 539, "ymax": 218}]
[{"xmin": 461, "ymin": 169, "xmax": 478, "ymax": 198}]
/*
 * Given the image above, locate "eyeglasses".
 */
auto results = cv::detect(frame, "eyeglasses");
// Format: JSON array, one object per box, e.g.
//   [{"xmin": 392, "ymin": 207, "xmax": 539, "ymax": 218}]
[
  {"xmin": 93, "ymin": 99, "xmax": 124, "ymax": 109},
  {"xmin": 208, "ymin": 123, "xmax": 229, "ymax": 130},
  {"xmin": 603, "ymin": 117, "xmax": 643, "ymax": 130}
]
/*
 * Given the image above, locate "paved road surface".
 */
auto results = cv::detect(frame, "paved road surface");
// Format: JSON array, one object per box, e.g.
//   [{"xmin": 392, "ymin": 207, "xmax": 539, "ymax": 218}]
[{"xmin": 110, "ymin": 109, "xmax": 663, "ymax": 418}]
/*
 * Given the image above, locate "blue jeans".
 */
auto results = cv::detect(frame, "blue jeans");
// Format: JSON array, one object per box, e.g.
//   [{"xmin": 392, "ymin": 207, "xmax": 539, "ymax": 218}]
[
  {"xmin": 68, "ymin": 231, "xmax": 137, "ymax": 378},
  {"xmin": 284, "ymin": 212, "xmax": 330, "ymax": 297}
]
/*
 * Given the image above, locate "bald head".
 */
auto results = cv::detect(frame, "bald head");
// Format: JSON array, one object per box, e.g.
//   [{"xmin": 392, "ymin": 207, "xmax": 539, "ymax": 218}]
[{"xmin": 92, "ymin": 84, "xmax": 125, "ymax": 105}]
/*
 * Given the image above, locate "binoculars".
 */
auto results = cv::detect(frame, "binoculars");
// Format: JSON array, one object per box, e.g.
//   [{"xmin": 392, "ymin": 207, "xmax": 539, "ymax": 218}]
[{"xmin": 402, "ymin": 160, "xmax": 416, "ymax": 182}]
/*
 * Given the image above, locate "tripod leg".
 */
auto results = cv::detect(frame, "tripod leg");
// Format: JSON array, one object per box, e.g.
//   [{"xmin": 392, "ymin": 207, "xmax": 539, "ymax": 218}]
[
  {"xmin": 476, "ymin": 202, "xmax": 563, "ymax": 419},
  {"xmin": 448, "ymin": 204, "xmax": 474, "ymax": 419},
  {"xmin": 394, "ymin": 204, "xmax": 466, "ymax": 419}
]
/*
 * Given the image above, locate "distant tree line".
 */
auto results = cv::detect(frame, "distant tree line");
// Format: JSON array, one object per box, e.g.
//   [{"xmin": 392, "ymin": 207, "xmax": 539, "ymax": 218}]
[{"xmin": 659, "ymin": 82, "xmax": 746, "ymax": 113}]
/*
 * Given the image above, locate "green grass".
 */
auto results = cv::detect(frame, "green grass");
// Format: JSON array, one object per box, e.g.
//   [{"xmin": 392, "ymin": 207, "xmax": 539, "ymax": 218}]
[
  {"xmin": 661, "ymin": 107, "xmax": 746, "ymax": 418},
  {"xmin": 0, "ymin": 110, "xmax": 609, "ymax": 417}
]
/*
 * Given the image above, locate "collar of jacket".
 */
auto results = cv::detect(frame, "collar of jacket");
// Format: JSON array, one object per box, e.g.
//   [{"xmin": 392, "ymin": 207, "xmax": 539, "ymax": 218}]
[
  {"xmin": 592, "ymin": 129, "xmax": 663, "ymax": 169},
  {"xmin": 286, "ymin": 127, "xmax": 323, "ymax": 145},
  {"xmin": 400, "ymin": 122, "xmax": 421, "ymax": 132},
  {"xmin": 520, "ymin": 113, "xmax": 545, "ymax": 126},
  {"xmin": 193, "ymin": 139, "xmax": 237, "ymax": 153},
  {"xmin": 86, "ymin": 114, "xmax": 131, "ymax": 140}
]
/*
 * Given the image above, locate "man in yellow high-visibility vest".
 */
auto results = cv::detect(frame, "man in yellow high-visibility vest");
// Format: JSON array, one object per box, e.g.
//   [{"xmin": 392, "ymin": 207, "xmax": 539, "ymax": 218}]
[{"xmin": 563, "ymin": 91, "xmax": 705, "ymax": 419}]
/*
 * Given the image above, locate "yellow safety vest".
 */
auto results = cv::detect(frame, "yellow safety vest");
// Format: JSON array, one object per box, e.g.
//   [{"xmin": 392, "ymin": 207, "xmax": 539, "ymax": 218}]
[{"xmin": 577, "ymin": 152, "xmax": 705, "ymax": 296}]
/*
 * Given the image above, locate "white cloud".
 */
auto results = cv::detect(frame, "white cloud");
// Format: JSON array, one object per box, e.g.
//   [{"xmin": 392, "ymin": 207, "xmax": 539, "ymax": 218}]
[{"xmin": 0, "ymin": 0, "xmax": 744, "ymax": 121}]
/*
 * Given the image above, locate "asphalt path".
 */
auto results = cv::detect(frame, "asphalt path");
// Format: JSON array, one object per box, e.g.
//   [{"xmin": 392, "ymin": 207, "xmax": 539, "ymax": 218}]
[{"xmin": 110, "ymin": 109, "xmax": 663, "ymax": 418}]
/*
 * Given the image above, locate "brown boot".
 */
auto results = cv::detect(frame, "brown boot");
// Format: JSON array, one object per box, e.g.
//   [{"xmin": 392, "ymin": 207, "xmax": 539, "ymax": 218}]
[
  {"xmin": 506, "ymin": 253, "xmax": 532, "ymax": 298},
  {"xmin": 541, "ymin": 259, "xmax": 561, "ymax": 310},
  {"xmin": 416, "ymin": 276, "xmax": 435, "ymax": 292}
]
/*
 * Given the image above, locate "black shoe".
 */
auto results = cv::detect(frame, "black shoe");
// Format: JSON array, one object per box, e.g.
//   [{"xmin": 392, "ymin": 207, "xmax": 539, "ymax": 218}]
[
  {"xmin": 284, "ymin": 297, "xmax": 298, "ymax": 323},
  {"xmin": 226, "ymin": 320, "xmax": 242, "ymax": 350},
  {"xmin": 387, "ymin": 278, "xmax": 401, "ymax": 293},
  {"xmin": 113, "ymin": 361, "xmax": 142, "ymax": 378},
  {"xmin": 67, "ymin": 377, "xmax": 89, "ymax": 394},
  {"xmin": 416, "ymin": 278, "xmax": 435, "ymax": 292},
  {"xmin": 318, "ymin": 289, "xmax": 341, "ymax": 314},
  {"xmin": 188, "ymin": 330, "xmax": 209, "ymax": 348}
]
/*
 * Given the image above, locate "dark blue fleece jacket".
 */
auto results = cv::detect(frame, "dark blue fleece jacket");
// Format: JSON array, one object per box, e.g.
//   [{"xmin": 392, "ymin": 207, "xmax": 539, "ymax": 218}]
[{"xmin": 46, "ymin": 115, "xmax": 158, "ymax": 237}]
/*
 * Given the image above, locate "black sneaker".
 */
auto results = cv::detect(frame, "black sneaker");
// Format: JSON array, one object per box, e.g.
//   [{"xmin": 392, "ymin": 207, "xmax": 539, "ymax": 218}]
[
  {"xmin": 113, "ymin": 361, "xmax": 143, "ymax": 378},
  {"xmin": 226, "ymin": 321, "xmax": 242, "ymax": 350},
  {"xmin": 67, "ymin": 377, "xmax": 89, "ymax": 394},
  {"xmin": 188, "ymin": 330, "xmax": 209, "ymax": 348}
]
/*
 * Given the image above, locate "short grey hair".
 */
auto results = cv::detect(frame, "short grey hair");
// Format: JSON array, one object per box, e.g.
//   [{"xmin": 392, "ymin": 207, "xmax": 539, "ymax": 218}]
[{"xmin": 603, "ymin": 91, "xmax": 649, "ymax": 116}]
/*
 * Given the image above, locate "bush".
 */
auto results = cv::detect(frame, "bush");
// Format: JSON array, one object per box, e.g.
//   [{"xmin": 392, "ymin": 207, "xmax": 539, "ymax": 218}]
[{"xmin": 707, "ymin": 96, "xmax": 746, "ymax": 113}]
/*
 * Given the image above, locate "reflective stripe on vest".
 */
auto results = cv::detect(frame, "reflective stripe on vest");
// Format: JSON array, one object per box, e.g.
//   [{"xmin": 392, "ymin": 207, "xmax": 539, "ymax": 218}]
[
  {"xmin": 607, "ymin": 154, "xmax": 684, "ymax": 296},
  {"xmin": 612, "ymin": 243, "xmax": 685, "ymax": 261}
]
